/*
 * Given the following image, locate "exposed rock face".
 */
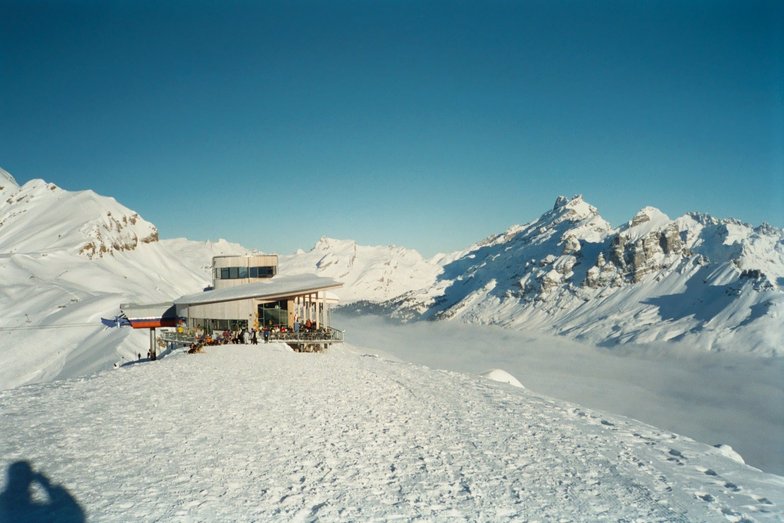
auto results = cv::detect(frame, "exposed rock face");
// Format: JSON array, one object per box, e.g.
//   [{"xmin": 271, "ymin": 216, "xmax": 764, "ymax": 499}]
[
  {"xmin": 516, "ymin": 195, "xmax": 704, "ymax": 294},
  {"xmin": 587, "ymin": 222, "xmax": 688, "ymax": 285},
  {"xmin": 79, "ymin": 211, "xmax": 159, "ymax": 259},
  {"xmin": 630, "ymin": 232, "xmax": 663, "ymax": 282},
  {"xmin": 553, "ymin": 195, "xmax": 569, "ymax": 209},
  {"xmin": 630, "ymin": 210, "xmax": 651, "ymax": 227},
  {"xmin": 592, "ymin": 234, "xmax": 668, "ymax": 284},
  {"xmin": 520, "ymin": 252, "xmax": 579, "ymax": 300},
  {"xmin": 660, "ymin": 223, "xmax": 683, "ymax": 255},
  {"xmin": 584, "ymin": 254, "xmax": 623, "ymax": 288},
  {"xmin": 562, "ymin": 235, "xmax": 581, "ymax": 255},
  {"xmin": 540, "ymin": 269, "xmax": 562, "ymax": 294},
  {"xmin": 610, "ymin": 235, "xmax": 627, "ymax": 269}
]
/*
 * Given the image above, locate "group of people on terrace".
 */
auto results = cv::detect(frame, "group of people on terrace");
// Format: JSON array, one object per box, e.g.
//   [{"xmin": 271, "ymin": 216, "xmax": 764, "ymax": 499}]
[{"xmin": 186, "ymin": 318, "xmax": 324, "ymax": 347}]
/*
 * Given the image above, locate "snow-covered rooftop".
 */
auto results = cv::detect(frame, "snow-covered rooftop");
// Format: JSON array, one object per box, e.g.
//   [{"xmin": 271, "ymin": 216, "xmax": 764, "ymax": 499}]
[
  {"xmin": 119, "ymin": 302, "xmax": 177, "ymax": 320},
  {"xmin": 174, "ymin": 274, "xmax": 343, "ymax": 306}
]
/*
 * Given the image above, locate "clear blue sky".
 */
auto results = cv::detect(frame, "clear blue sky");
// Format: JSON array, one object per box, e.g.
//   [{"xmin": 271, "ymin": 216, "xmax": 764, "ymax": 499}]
[{"xmin": 2, "ymin": 1, "xmax": 782, "ymax": 256}]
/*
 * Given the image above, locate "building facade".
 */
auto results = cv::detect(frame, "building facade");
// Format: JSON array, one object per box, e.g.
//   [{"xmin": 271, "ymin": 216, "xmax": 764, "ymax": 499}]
[{"xmin": 174, "ymin": 273, "xmax": 341, "ymax": 333}]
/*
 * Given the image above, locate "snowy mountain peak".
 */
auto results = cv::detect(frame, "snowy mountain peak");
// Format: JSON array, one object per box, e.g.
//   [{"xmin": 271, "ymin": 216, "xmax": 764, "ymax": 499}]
[
  {"xmin": 528, "ymin": 195, "xmax": 612, "ymax": 246},
  {"xmin": 550, "ymin": 194, "xmax": 596, "ymax": 220},
  {"xmin": 620, "ymin": 206, "xmax": 672, "ymax": 241},
  {"xmin": 630, "ymin": 206, "xmax": 670, "ymax": 225},
  {"xmin": 0, "ymin": 166, "xmax": 19, "ymax": 190},
  {"xmin": 537, "ymin": 195, "xmax": 609, "ymax": 239},
  {"xmin": 553, "ymin": 194, "xmax": 571, "ymax": 209},
  {"xmin": 0, "ymin": 174, "xmax": 158, "ymax": 257},
  {"xmin": 314, "ymin": 236, "xmax": 357, "ymax": 252},
  {"xmin": 279, "ymin": 237, "xmax": 441, "ymax": 303}
]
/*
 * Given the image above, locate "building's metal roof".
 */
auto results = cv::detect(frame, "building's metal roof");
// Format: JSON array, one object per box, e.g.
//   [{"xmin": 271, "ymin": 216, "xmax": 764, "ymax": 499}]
[
  {"xmin": 120, "ymin": 302, "xmax": 177, "ymax": 320},
  {"xmin": 173, "ymin": 275, "xmax": 343, "ymax": 307}
]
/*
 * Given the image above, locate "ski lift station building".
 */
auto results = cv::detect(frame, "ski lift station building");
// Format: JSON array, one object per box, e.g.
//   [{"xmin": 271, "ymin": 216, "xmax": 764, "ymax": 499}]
[
  {"xmin": 175, "ymin": 255, "xmax": 342, "ymax": 332},
  {"xmin": 121, "ymin": 254, "xmax": 343, "ymax": 347}
]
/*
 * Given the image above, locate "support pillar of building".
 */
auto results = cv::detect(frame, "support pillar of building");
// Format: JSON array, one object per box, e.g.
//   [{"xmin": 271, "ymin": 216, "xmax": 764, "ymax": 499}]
[{"xmin": 149, "ymin": 328, "xmax": 157, "ymax": 361}]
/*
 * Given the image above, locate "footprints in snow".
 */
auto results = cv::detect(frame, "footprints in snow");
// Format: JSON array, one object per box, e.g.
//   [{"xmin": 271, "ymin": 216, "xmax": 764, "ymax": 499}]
[
  {"xmin": 696, "ymin": 466, "xmax": 743, "ymax": 494},
  {"xmin": 667, "ymin": 448, "xmax": 686, "ymax": 466},
  {"xmin": 567, "ymin": 406, "xmax": 778, "ymax": 518}
]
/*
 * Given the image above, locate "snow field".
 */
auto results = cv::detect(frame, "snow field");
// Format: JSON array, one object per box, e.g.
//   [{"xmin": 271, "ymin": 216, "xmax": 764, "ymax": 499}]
[
  {"xmin": 339, "ymin": 313, "xmax": 784, "ymax": 476},
  {"xmin": 1, "ymin": 344, "xmax": 782, "ymax": 521}
]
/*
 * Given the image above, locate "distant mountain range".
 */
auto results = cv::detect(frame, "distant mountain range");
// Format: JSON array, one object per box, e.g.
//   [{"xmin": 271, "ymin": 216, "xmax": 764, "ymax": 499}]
[
  {"xmin": 368, "ymin": 195, "xmax": 783, "ymax": 356},
  {"xmin": 1, "ymin": 167, "xmax": 782, "ymax": 388},
  {"xmin": 281, "ymin": 196, "xmax": 783, "ymax": 356}
]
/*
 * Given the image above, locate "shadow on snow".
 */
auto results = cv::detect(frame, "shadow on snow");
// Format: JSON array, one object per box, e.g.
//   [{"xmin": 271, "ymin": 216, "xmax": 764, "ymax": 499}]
[{"xmin": 0, "ymin": 460, "xmax": 85, "ymax": 523}]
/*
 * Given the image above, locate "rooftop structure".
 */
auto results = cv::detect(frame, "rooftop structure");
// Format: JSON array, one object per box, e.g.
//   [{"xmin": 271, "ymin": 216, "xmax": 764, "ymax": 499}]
[{"xmin": 211, "ymin": 254, "xmax": 278, "ymax": 289}]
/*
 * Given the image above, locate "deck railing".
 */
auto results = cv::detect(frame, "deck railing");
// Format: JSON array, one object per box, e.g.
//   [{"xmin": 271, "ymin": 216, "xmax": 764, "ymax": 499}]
[
  {"xmin": 159, "ymin": 331, "xmax": 198, "ymax": 345},
  {"xmin": 159, "ymin": 327, "xmax": 344, "ymax": 346},
  {"xmin": 267, "ymin": 326, "xmax": 344, "ymax": 344}
]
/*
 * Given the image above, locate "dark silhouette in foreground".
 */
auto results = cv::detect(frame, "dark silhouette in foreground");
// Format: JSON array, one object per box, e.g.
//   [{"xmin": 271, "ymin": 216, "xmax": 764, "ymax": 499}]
[{"xmin": 0, "ymin": 461, "xmax": 85, "ymax": 523}]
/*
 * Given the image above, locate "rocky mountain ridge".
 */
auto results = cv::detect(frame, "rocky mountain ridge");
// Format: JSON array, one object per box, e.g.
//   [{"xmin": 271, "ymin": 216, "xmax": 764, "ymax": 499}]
[
  {"xmin": 374, "ymin": 195, "xmax": 783, "ymax": 355},
  {"xmin": 0, "ymin": 167, "xmax": 159, "ymax": 258}
]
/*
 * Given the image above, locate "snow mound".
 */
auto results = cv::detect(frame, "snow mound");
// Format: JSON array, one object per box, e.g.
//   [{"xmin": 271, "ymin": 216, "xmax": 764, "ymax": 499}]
[
  {"xmin": 480, "ymin": 368, "xmax": 525, "ymax": 388},
  {"xmin": 714, "ymin": 444, "xmax": 746, "ymax": 465}
]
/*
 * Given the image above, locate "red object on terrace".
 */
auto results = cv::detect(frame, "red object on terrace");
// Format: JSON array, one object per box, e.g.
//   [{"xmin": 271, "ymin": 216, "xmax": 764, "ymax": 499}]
[
  {"xmin": 127, "ymin": 318, "xmax": 179, "ymax": 329},
  {"xmin": 120, "ymin": 302, "xmax": 179, "ymax": 330}
]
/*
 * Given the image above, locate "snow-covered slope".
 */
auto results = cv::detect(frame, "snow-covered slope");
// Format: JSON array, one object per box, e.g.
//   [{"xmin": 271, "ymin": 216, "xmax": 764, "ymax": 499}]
[
  {"xmin": 380, "ymin": 195, "xmax": 784, "ymax": 356},
  {"xmin": 0, "ymin": 238, "xmax": 247, "ymax": 390},
  {"xmin": 1, "ymin": 344, "xmax": 781, "ymax": 521},
  {"xmin": 278, "ymin": 236, "xmax": 442, "ymax": 303},
  {"xmin": 0, "ymin": 169, "xmax": 249, "ymax": 389}
]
